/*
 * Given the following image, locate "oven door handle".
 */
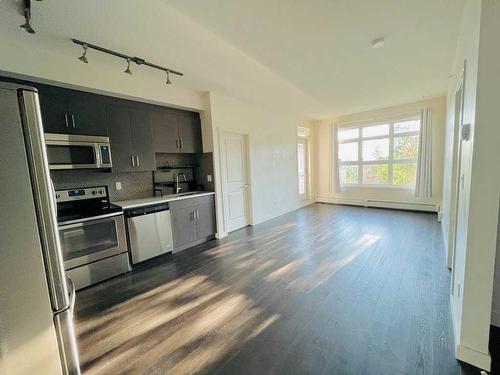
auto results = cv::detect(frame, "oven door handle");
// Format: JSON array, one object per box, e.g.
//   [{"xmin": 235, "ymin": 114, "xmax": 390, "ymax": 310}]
[{"xmin": 59, "ymin": 212, "xmax": 123, "ymax": 227}]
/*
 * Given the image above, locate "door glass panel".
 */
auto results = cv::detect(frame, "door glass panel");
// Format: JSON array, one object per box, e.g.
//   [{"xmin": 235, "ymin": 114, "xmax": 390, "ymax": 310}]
[
  {"xmin": 59, "ymin": 219, "xmax": 118, "ymax": 261},
  {"xmin": 46, "ymin": 145, "xmax": 96, "ymax": 165},
  {"xmin": 394, "ymin": 120, "xmax": 420, "ymax": 134},
  {"xmin": 298, "ymin": 143, "xmax": 305, "ymax": 195}
]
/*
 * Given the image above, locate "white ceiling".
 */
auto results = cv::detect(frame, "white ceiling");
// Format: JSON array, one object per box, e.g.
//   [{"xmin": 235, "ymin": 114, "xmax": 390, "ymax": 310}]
[
  {"xmin": 0, "ymin": 0, "xmax": 464, "ymax": 118},
  {"xmin": 166, "ymin": 0, "xmax": 465, "ymax": 117}
]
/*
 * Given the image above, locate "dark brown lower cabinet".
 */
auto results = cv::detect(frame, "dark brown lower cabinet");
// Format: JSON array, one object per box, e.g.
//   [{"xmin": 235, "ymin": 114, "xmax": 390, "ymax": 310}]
[{"xmin": 170, "ymin": 195, "xmax": 215, "ymax": 252}]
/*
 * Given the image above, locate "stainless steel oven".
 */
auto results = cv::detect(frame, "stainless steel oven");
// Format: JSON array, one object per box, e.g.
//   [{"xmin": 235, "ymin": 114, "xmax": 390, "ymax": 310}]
[
  {"xmin": 59, "ymin": 213, "xmax": 127, "ymax": 270},
  {"xmin": 45, "ymin": 133, "xmax": 112, "ymax": 170},
  {"xmin": 56, "ymin": 186, "xmax": 130, "ymax": 290}
]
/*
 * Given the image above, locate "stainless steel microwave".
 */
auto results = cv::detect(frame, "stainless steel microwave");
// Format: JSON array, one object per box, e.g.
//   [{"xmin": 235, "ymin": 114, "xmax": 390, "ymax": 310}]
[{"xmin": 45, "ymin": 133, "xmax": 112, "ymax": 170}]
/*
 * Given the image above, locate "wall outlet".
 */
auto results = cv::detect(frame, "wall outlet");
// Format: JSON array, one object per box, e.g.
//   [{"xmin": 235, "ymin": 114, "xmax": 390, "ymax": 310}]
[
  {"xmin": 207, "ymin": 174, "xmax": 212, "ymax": 182},
  {"xmin": 115, "ymin": 181, "xmax": 122, "ymax": 191}
]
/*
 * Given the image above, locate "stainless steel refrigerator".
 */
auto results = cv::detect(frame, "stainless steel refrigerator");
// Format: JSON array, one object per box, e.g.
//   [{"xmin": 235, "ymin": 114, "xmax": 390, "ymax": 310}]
[{"xmin": 0, "ymin": 82, "xmax": 81, "ymax": 375}]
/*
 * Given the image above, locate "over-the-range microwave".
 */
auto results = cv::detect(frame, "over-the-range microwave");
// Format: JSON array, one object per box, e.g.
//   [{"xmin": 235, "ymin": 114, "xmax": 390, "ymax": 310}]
[{"xmin": 45, "ymin": 133, "xmax": 112, "ymax": 170}]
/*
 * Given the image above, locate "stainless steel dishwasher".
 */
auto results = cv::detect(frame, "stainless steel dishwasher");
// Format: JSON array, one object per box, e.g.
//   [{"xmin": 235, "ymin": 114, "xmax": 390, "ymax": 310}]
[{"xmin": 125, "ymin": 203, "xmax": 174, "ymax": 264}]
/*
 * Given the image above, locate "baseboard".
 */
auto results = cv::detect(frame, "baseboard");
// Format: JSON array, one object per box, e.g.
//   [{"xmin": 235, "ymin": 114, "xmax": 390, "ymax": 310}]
[
  {"xmin": 315, "ymin": 196, "xmax": 439, "ymax": 213},
  {"xmin": 456, "ymin": 344, "xmax": 491, "ymax": 371},
  {"xmin": 215, "ymin": 232, "xmax": 228, "ymax": 239},
  {"xmin": 298, "ymin": 199, "xmax": 314, "ymax": 208}
]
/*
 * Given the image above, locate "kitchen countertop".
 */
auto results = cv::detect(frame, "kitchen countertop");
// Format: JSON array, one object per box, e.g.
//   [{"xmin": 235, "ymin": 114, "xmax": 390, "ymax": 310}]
[{"xmin": 113, "ymin": 191, "xmax": 215, "ymax": 210}]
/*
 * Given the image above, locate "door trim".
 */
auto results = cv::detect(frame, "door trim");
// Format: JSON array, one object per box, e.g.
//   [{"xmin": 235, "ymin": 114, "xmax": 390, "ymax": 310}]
[
  {"xmin": 217, "ymin": 129, "xmax": 252, "ymax": 234},
  {"xmin": 448, "ymin": 62, "xmax": 466, "ymax": 275}
]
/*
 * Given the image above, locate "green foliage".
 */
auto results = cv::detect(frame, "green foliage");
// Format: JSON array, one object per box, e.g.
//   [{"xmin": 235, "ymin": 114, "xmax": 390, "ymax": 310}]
[{"xmin": 394, "ymin": 136, "xmax": 419, "ymax": 160}]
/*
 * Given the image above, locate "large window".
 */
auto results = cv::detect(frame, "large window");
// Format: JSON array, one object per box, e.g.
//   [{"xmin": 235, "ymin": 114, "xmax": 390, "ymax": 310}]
[{"xmin": 337, "ymin": 117, "xmax": 420, "ymax": 187}]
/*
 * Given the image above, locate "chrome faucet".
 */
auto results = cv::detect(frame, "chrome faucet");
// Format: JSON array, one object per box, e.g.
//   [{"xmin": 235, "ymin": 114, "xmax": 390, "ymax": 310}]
[{"xmin": 175, "ymin": 172, "xmax": 187, "ymax": 194}]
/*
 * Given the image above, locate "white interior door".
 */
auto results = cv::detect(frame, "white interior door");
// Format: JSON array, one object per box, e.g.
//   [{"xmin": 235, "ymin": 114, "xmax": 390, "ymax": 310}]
[{"xmin": 220, "ymin": 131, "xmax": 251, "ymax": 232}]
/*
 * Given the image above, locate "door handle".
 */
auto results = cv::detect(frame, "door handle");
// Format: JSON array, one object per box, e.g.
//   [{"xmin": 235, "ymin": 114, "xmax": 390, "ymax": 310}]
[
  {"xmin": 66, "ymin": 275, "xmax": 76, "ymax": 316},
  {"xmin": 71, "ymin": 114, "xmax": 76, "ymax": 128},
  {"xmin": 64, "ymin": 113, "xmax": 69, "ymax": 128},
  {"xmin": 243, "ymin": 184, "xmax": 249, "ymax": 189}
]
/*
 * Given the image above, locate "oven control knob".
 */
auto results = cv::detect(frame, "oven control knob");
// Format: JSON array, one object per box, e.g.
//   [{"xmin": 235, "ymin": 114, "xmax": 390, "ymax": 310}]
[
  {"xmin": 92, "ymin": 190, "xmax": 97, "ymax": 195},
  {"xmin": 55, "ymin": 193, "xmax": 60, "ymax": 199}
]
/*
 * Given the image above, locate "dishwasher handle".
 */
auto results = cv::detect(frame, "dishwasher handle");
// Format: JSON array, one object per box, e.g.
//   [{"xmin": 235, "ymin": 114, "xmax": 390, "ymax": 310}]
[{"xmin": 125, "ymin": 203, "xmax": 170, "ymax": 217}]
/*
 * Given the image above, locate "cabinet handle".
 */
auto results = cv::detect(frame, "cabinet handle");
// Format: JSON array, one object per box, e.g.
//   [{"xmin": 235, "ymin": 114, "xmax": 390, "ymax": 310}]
[
  {"xmin": 196, "ymin": 210, "xmax": 199, "ymax": 220},
  {"xmin": 180, "ymin": 139, "xmax": 183, "ymax": 149},
  {"xmin": 136, "ymin": 156, "xmax": 140, "ymax": 166},
  {"xmin": 131, "ymin": 155, "xmax": 135, "ymax": 167},
  {"xmin": 64, "ymin": 113, "xmax": 69, "ymax": 128},
  {"xmin": 176, "ymin": 139, "xmax": 180, "ymax": 149},
  {"xmin": 71, "ymin": 114, "xmax": 76, "ymax": 128}
]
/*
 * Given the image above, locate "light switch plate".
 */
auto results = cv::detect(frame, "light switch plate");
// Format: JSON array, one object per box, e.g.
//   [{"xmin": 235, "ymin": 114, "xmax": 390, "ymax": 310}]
[
  {"xmin": 207, "ymin": 175, "xmax": 212, "ymax": 182},
  {"xmin": 115, "ymin": 181, "xmax": 122, "ymax": 190}
]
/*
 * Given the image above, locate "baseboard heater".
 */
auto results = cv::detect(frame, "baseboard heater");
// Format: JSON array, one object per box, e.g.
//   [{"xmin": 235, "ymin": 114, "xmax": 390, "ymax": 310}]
[{"xmin": 315, "ymin": 196, "xmax": 439, "ymax": 213}]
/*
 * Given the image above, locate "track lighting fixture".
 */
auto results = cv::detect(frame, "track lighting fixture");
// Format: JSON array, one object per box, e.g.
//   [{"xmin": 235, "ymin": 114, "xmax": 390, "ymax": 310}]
[
  {"xmin": 20, "ymin": 0, "xmax": 35, "ymax": 34},
  {"xmin": 71, "ymin": 39, "xmax": 183, "ymax": 84},
  {"xmin": 124, "ymin": 58, "xmax": 132, "ymax": 75},
  {"xmin": 78, "ymin": 44, "xmax": 88, "ymax": 64}
]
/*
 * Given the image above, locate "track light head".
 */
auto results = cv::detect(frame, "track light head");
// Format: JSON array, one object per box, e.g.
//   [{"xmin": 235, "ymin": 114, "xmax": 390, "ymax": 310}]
[
  {"xmin": 20, "ymin": 19, "xmax": 35, "ymax": 34},
  {"xmin": 20, "ymin": 0, "xmax": 35, "ymax": 34},
  {"xmin": 165, "ymin": 70, "xmax": 172, "ymax": 85},
  {"xmin": 124, "ymin": 58, "xmax": 132, "ymax": 75},
  {"xmin": 78, "ymin": 44, "xmax": 88, "ymax": 64}
]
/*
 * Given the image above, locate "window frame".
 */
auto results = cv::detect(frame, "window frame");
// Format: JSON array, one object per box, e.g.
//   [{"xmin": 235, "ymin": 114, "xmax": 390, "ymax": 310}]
[{"xmin": 337, "ymin": 115, "xmax": 420, "ymax": 189}]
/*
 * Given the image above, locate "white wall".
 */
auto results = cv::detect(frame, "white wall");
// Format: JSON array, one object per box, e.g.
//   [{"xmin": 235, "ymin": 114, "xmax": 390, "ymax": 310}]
[
  {"xmin": 442, "ymin": 0, "xmax": 500, "ymax": 370},
  {"xmin": 208, "ymin": 92, "xmax": 306, "ymax": 236},
  {"xmin": 313, "ymin": 97, "xmax": 446, "ymax": 210}
]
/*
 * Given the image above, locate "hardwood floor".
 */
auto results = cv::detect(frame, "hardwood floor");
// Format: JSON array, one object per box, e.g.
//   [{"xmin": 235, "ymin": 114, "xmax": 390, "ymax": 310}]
[{"xmin": 74, "ymin": 204, "xmax": 479, "ymax": 374}]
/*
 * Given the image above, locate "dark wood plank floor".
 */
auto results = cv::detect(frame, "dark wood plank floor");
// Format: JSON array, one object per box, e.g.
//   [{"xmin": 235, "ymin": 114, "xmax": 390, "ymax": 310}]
[{"xmin": 74, "ymin": 204, "xmax": 480, "ymax": 375}]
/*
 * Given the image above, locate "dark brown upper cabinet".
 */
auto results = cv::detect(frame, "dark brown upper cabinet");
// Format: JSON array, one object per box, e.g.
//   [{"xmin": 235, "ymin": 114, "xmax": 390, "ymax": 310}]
[
  {"xmin": 177, "ymin": 115, "xmax": 202, "ymax": 153},
  {"xmin": 151, "ymin": 111, "xmax": 179, "ymax": 153},
  {"xmin": 151, "ymin": 109, "xmax": 202, "ymax": 154},
  {"xmin": 38, "ymin": 87, "xmax": 107, "ymax": 136},
  {"xmin": 106, "ymin": 102, "xmax": 154, "ymax": 172}
]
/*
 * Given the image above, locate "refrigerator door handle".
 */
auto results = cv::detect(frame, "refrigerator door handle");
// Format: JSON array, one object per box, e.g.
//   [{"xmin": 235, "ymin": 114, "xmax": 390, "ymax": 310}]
[
  {"xmin": 19, "ymin": 90, "xmax": 70, "ymax": 311},
  {"xmin": 67, "ymin": 275, "xmax": 76, "ymax": 316}
]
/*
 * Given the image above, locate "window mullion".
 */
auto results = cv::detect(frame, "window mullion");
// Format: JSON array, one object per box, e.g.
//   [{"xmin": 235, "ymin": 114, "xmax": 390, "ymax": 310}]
[
  {"xmin": 388, "ymin": 122, "xmax": 394, "ymax": 184},
  {"xmin": 358, "ymin": 139, "xmax": 362, "ymax": 184}
]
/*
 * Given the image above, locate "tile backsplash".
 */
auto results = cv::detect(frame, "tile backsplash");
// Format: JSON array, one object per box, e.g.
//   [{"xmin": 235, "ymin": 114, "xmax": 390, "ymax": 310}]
[
  {"xmin": 51, "ymin": 152, "xmax": 214, "ymax": 202},
  {"xmin": 51, "ymin": 170, "xmax": 154, "ymax": 201}
]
